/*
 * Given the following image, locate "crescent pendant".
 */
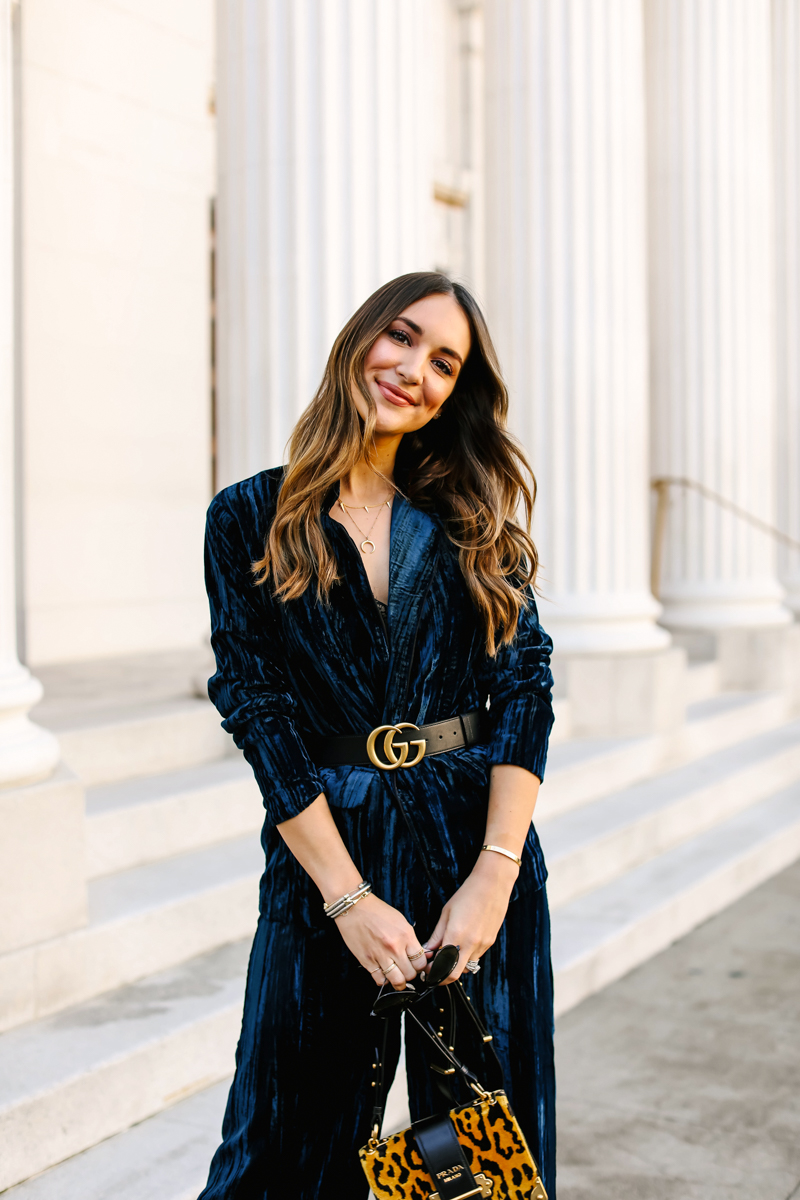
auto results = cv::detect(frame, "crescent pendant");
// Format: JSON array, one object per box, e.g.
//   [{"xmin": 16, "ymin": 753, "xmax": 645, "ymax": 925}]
[{"xmin": 361, "ymin": 539, "xmax": 376, "ymax": 554}]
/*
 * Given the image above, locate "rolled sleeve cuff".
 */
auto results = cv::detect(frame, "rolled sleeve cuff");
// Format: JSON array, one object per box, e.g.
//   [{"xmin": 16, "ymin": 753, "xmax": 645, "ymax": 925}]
[
  {"xmin": 486, "ymin": 696, "xmax": 555, "ymax": 782},
  {"xmin": 223, "ymin": 714, "xmax": 325, "ymax": 826}
]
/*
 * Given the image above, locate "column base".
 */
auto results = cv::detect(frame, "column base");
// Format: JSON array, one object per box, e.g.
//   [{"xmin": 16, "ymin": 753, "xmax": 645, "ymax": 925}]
[
  {"xmin": 552, "ymin": 646, "xmax": 687, "ymax": 738},
  {"xmin": 658, "ymin": 580, "xmax": 793, "ymax": 631},
  {"xmin": 538, "ymin": 592, "xmax": 672, "ymax": 655},
  {"xmin": 0, "ymin": 664, "xmax": 60, "ymax": 787},
  {"xmin": 0, "ymin": 765, "xmax": 87, "ymax": 956},
  {"xmin": 670, "ymin": 623, "xmax": 800, "ymax": 697}
]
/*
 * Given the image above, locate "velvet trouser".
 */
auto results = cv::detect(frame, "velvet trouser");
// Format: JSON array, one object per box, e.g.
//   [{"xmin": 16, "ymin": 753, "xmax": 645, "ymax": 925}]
[{"xmin": 198, "ymin": 879, "xmax": 556, "ymax": 1200}]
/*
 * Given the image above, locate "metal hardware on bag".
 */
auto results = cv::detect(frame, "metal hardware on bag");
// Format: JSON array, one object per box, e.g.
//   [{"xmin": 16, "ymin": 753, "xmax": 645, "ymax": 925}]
[
  {"xmin": 366, "ymin": 722, "xmax": 426, "ymax": 770},
  {"xmin": 429, "ymin": 1175, "xmax": 494, "ymax": 1200}
]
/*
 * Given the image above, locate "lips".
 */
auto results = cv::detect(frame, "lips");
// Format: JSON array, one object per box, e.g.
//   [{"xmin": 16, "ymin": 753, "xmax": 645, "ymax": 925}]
[{"xmin": 377, "ymin": 380, "xmax": 417, "ymax": 407}]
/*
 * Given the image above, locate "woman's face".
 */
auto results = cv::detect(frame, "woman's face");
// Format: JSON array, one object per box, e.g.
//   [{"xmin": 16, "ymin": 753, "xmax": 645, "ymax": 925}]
[{"xmin": 359, "ymin": 293, "xmax": 472, "ymax": 436}]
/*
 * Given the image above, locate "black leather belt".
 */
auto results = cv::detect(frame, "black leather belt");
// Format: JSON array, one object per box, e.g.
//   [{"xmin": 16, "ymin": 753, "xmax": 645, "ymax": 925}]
[{"xmin": 307, "ymin": 711, "xmax": 485, "ymax": 771}]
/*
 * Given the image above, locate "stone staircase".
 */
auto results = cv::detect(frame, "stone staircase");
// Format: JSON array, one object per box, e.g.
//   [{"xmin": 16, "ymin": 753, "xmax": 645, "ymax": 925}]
[{"xmin": 2, "ymin": 651, "xmax": 800, "ymax": 1197}]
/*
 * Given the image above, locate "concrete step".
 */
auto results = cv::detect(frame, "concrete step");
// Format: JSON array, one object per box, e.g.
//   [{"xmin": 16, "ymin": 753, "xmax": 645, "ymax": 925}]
[
  {"xmin": 38, "ymin": 699, "xmax": 232, "ymax": 787},
  {"xmin": 540, "ymin": 688, "xmax": 791, "ymax": 819},
  {"xmin": 0, "ymin": 941, "xmax": 250, "ymax": 1192},
  {"xmin": 1, "ymin": 1079, "xmax": 231, "ymax": 1200},
  {"xmin": 86, "ymin": 758, "xmax": 262, "ymax": 878},
  {"xmin": 551, "ymin": 778, "xmax": 800, "ymax": 1017},
  {"xmin": 0, "ymin": 835, "xmax": 261, "ymax": 1034},
  {"xmin": 540, "ymin": 719, "xmax": 800, "ymax": 908},
  {"xmin": 685, "ymin": 658, "xmax": 721, "ymax": 705}
]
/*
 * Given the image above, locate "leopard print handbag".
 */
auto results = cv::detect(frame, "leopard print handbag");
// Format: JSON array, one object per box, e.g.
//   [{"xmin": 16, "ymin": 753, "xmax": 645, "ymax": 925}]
[
  {"xmin": 358, "ymin": 968, "xmax": 548, "ymax": 1200},
  {"xmin": 360, "ymin": 1088, "xmax": 547, "ymax": 1200}
]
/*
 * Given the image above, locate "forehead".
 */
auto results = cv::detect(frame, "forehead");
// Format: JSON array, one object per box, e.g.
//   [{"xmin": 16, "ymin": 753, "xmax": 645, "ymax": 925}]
[{"xmin": 397, "ymin": 294, "xmax": 471, "ymax": 358}]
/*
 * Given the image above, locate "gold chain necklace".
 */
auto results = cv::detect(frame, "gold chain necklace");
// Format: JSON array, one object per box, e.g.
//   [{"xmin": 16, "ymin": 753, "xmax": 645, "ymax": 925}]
[{"xmin": 338, "ymin": 499, "xmax": 391, "ymax": 554}]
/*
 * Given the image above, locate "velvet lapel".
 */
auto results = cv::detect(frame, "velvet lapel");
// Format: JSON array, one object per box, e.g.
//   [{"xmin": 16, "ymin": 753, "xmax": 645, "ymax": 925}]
[{"xmin": 384, "ymin": 496, "xmax": 442, "ymax": 723}]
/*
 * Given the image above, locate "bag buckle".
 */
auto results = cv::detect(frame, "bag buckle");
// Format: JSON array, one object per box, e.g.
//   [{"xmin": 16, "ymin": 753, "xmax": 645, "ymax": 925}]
[
  {"xmin": 366, "ymin": 722, "xmax": 426, "ymax": 770},
  {"xmin": 429, "ymin": 1175, "xmax": 494, "ymax": 1200}
]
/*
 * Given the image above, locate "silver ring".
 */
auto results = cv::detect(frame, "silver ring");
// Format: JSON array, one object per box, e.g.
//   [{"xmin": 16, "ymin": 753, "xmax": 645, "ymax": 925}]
[{"xmin": 465, "ymin": 960, "xmax": 481, "ymax": 974}]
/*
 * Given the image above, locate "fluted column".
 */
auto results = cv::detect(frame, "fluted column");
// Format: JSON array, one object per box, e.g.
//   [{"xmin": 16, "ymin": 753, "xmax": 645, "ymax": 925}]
[
  {"xmin": 215, "ymin": 0, "xmax": 431, "ymax": 489},
  {"xmin": 774, "ymin": 0, "xmax": 800, "ymax": 618},
  {"xmin": 646, "ymin": 0, "xmax": 790, "ymax": 630},
  {"xmin": 483, "ymin": 0, "xmax": 667, "ymax": 655},
  {"xmin": 0, "ymin": 0, "xmax": 57, "ymax": 788}
]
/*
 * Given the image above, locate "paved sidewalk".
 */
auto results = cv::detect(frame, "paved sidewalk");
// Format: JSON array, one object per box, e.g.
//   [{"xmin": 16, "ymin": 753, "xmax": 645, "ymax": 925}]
[{"xmin": 555, "ymin": 859, "xmax": 800, "ymax": 1199}]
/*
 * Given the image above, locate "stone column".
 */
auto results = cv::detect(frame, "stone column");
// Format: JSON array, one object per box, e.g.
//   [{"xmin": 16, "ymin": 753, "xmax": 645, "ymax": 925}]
[
  {"xmin": 646, "ymin": 0, "xmax": 791, "ymax": 640},
  {"xmin": 0, "ymin": 0, "xmax": 57, "ymax": 790},
  {"xmin": 215, "ymin": 0, "xmax": 431, "ymax": 489},
  {"xmin": 483, "ymin": 1, "xmax": 678, "ymax": 736},
  {"xmin": 0, "ymin": 2, "xmax": 84, "ymax": 981},
  {"xmin": 773, "ymin": 0, "xmax": 800, "ymax": 618}
]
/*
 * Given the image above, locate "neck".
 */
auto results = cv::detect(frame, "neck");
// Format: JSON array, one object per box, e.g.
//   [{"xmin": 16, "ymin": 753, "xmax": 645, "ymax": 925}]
[{"xmin": 341, "ymin": 433, "xmax": 401, "ymax": 505}]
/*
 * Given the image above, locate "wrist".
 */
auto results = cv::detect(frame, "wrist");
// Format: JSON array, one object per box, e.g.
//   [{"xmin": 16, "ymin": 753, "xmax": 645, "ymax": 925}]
[
  {"xmin": 471, "ymin": 848, "xmax": 519, "ymax": 891},
  {"xmin": 318, "ymin": 867, "xmax": 366, "ymax": 907}
]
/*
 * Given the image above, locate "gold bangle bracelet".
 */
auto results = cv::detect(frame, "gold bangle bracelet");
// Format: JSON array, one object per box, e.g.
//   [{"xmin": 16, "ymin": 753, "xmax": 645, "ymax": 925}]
[{"xmin": 481, "ymin": 844, "xmax": 522, "ymax": 868}]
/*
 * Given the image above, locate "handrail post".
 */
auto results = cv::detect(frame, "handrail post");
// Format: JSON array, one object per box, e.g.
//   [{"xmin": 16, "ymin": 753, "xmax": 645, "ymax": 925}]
[{"xmin": 650, "ymin": 478, "xmax": 671, "ymax": 600}]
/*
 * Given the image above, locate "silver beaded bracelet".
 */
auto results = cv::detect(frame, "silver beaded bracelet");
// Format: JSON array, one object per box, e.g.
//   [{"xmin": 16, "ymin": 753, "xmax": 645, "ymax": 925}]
[{"xmin": 323, "ymin": 880, "xmax": 372, "ymax": 920}]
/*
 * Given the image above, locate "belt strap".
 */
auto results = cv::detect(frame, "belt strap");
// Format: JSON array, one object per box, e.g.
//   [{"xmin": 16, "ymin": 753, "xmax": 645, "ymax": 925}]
[{"xmin": 307, "ymin": 710, "xmax": 485, "ymax": 768}]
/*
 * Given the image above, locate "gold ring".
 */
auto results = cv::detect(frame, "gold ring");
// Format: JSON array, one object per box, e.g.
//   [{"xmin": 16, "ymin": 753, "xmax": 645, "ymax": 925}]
[
  {"xmin": 408, "ymin": 949, "xmax": 426, "ymax": 961},
  {"xmin": 368, "ymin": 965, "xmax": 385, "ymax": 975},
  {"xmin": 379, "ymin": 960, "xmax": 396, "ymax": 974}
]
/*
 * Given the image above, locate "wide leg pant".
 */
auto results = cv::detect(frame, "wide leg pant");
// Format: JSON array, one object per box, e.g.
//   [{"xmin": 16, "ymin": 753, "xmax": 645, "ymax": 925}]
[{"xmin": 197, "ymin": 880, "xmax": 556, "ymax": 1200}]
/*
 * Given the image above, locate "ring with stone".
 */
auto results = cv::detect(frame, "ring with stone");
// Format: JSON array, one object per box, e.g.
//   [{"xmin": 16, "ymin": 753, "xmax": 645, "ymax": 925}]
[{"xmin": 465, "ymin": 960, "xmax": 481, "ymax": 974}]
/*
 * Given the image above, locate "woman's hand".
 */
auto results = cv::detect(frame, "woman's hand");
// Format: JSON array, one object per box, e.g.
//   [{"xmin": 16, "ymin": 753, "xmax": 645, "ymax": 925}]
[
  {"xmin": 424, "ymin": 851, "xmax": 519, "ymax": 983},
  {"xmin": 334, "ymin": 894, "xmax": 427, "ymax": 991}
]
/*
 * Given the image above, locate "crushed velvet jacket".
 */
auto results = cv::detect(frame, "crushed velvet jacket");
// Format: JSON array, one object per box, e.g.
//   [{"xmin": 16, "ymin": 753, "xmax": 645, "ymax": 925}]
[{"xmin": 204, "ymin": 467, "xmax": 555, "ymax": 924}]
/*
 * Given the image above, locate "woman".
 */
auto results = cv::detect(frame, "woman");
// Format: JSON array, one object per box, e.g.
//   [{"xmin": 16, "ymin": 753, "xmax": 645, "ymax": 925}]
[{"xmin": 199, "ymin": 272, "xmax": 556, "ymax": 1199}]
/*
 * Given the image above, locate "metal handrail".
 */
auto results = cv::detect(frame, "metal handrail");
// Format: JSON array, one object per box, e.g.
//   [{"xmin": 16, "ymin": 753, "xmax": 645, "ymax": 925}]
[{"xmin": 650, "ymin": 476, "xmax": 800, "ymax": 599}]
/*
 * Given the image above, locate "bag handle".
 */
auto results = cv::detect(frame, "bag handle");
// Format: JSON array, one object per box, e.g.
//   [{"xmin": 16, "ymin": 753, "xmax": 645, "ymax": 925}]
[{"xmin": 369, "ymin": 982, "xmax": 505, "ymax": 1145}]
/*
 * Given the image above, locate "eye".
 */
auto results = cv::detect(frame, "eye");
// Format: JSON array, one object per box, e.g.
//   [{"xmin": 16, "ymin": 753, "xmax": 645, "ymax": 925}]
[
  {"xmin": 388, "ymin": 328, "xmax": 410, "ymax": 345},
  {"xmin": 433, "ymin": 358, "xmax": 454, "ymax": 377}
]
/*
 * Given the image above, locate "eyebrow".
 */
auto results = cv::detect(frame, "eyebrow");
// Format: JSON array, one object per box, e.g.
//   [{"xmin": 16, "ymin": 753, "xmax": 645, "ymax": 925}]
[{"xmin": 395, "ymin": 316, "xmax": 464, "ymax": 366}]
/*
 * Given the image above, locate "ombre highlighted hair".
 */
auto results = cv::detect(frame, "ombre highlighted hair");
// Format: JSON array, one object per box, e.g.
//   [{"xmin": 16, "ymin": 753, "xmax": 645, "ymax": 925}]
[{"xmin": 253, "ymin": 272, "xmax": 539, "ymax": 655}]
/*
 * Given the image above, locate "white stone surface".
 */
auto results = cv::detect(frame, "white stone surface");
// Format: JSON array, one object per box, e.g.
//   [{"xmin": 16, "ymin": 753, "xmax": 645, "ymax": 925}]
[
  {"xmin": 86, "ymin": 756, "xmax": 261, "ymax": 877},
  {"xmin": 552, "ymin": 780, "xmax": 800, "ymax": 1016},
  {"xmin": 0, "ymin": 767, "xmax": 85, "ymax": 957},
  {"xmin": 483, "ymin": 0, "xmax": 667, "ymax": 656},
  {"xmin": 0, "ymin": 0, "xmax": 58, "ymax": 786},
  {"xmin": 540, "ymin": 720, "xmax": 800, "ymax": 908},
  {"xmin": 773, "ymin": 0, "xmax": 800, "ymax": 616},
  {"xmin": 1, "ymin": 1078, "xmax": 230, "ymax": 1200},
  {"xmin": 538, "ymin": 686, "xmax": 791, "ymax": 821},
  {"xmin": 20, "ymin": 0, "xmax": 215, "ymax": 663},
  {"xmin": 215, "ymin": 0, "xmax": 432, "ymax": 487},
  {"xmin": 0, "ymin": 939, "xmax": 248, "ymax": 1191},
  {"xmin": 40, "ymin": 697, "xmax": 231, "ymax": 786},
  {"xmin": 0, "ymin": 832, "xmax": 261, "ymax": 1033},
  {"xmin": 646, "ymin": 0, "xmax": 791, "ymax": 631}
]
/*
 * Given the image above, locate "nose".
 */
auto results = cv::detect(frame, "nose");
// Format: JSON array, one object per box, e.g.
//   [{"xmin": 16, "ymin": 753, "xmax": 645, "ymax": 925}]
[{"xmin": 397, "ymin": 355, "xmax": 423, "ymax": 386}]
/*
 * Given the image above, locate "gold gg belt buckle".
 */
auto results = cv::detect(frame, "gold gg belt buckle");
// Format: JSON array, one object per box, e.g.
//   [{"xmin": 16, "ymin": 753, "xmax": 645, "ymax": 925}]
[{"xmin": 366, "ymin": 722, "xmax": 426, "ymax": 771}]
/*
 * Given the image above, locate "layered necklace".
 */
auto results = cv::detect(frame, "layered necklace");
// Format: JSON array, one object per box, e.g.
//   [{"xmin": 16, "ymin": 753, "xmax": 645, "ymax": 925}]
[{"xmin": 338, "ymin": 497, "xmax": 392, "ymax": 554}]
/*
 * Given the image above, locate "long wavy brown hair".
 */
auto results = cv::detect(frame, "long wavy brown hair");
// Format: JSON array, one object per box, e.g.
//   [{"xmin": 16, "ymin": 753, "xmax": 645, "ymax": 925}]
[{"xmin": 254, "ymin": 272, "xmax": 539, "ymax": 655}]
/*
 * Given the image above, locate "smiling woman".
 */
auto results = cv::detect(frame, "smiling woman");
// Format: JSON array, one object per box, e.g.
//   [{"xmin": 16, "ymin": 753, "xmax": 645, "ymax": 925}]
[{"xmin": 199, "ymin": 272, "xmax": 557, "ymax": 1199}]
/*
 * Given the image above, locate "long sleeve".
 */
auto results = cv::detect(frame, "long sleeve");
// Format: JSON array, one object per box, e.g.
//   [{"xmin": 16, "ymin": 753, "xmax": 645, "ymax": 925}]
[
  {"xmin": 204, "ymin": 495, "xmax": 325, "ymax": 826},
  {"xmin": 477, "ymin": 592, "xmax": 555, "ymax": 782}
]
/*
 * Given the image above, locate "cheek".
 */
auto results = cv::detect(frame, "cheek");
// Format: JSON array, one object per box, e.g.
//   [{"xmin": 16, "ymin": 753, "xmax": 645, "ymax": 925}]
[
  {"xmin": 423, "ymin": 375, "xmax": 456, "ymax": 410},
  {"xmin": 364, "ymin": 335, "xmax": 396, "ymax": 372}
]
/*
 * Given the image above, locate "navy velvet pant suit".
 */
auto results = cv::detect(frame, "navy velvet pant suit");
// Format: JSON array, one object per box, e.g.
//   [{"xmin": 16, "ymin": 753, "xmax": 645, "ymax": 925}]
[{"xmin": 198, "ymin": 468, "xmax": 557, "ymax": 1200}]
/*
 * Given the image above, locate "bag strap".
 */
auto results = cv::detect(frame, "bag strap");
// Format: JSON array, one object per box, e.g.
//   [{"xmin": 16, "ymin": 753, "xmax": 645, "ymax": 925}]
[{"xmin": 369, "ymin": 982, "xmax": 505, "ymax": 1144}]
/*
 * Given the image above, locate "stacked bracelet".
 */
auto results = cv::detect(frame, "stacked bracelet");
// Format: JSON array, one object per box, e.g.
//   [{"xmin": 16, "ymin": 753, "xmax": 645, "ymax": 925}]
[
  {"xmin": 481, "ymin": 844, "xmax": 523, "ymax": 868},
  {"xmin": 323, "ymin": 880, "xmax": 372, "ymax": 919}
]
